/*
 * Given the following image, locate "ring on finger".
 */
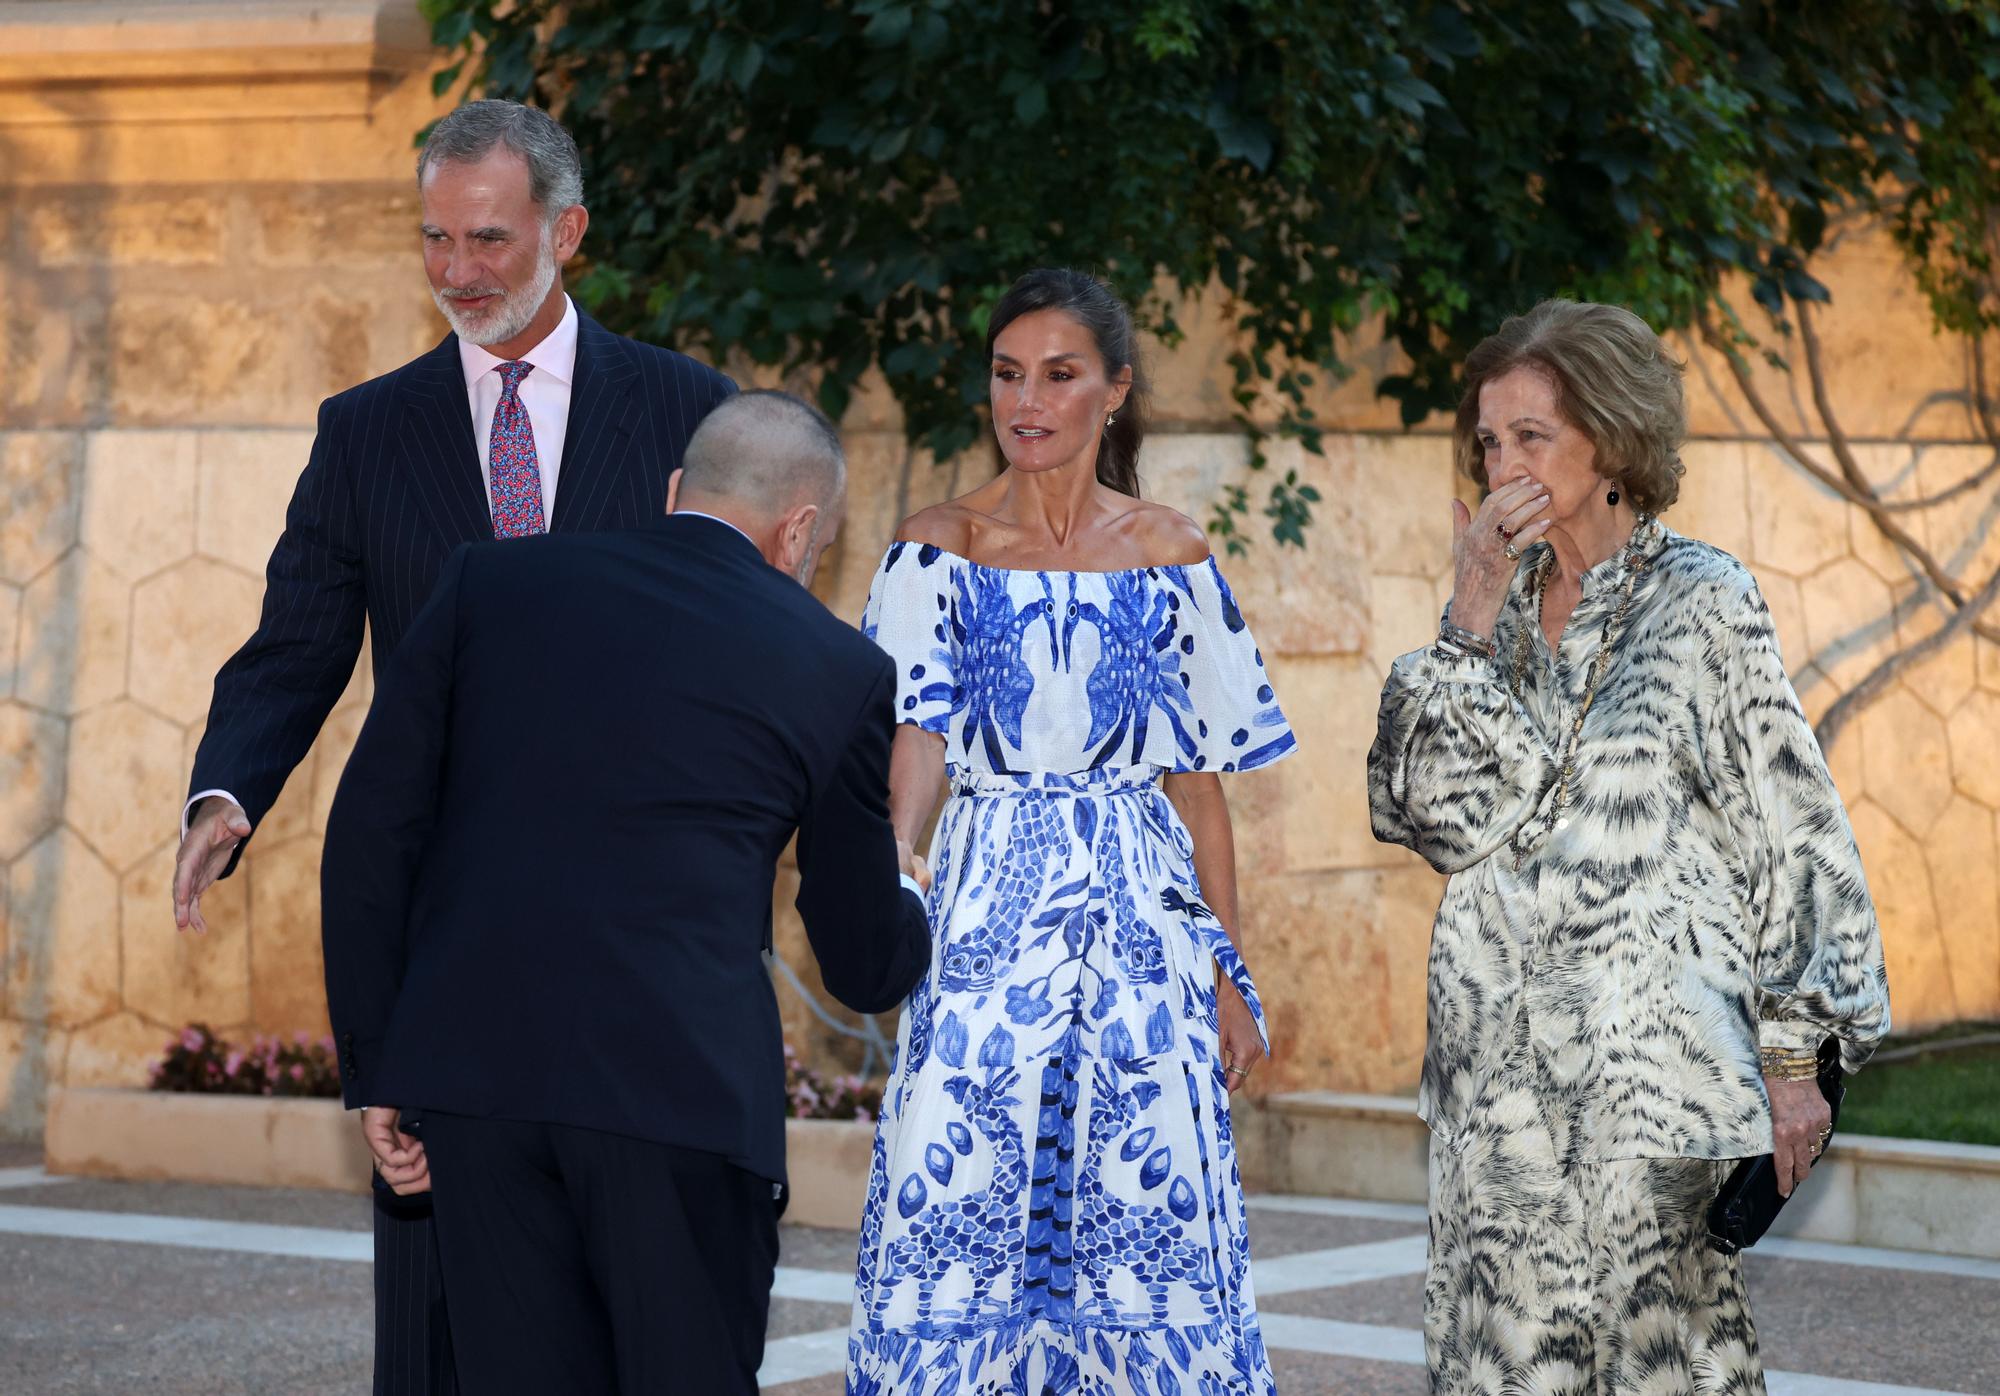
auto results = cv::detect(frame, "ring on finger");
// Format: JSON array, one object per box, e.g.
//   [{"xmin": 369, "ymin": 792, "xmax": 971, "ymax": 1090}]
[{"xmin": 1503, "ymin": 541, "xmax": 1521, "ymax": 561}]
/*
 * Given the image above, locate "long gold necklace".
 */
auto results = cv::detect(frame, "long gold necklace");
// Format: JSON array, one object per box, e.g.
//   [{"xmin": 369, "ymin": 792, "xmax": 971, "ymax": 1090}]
[{"xmin": 1508, "ymin": 525, "xmax": 1652, "ymax": 859}]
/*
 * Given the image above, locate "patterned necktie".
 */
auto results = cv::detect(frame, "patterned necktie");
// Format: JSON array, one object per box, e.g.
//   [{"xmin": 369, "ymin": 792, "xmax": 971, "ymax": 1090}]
[{"xmin": 488, "ymin": 360, "xmax": 546, "ymax": 538}]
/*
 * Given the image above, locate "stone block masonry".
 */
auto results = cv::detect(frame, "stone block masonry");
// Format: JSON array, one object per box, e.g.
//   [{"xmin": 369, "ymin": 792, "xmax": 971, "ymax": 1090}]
[{"xmin": 4, "ymin": 0, "xmax": 1998, "ymax": 1138}]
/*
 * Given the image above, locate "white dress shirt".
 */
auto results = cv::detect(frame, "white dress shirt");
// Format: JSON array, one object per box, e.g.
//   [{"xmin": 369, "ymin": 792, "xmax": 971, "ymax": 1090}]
[{"xmin": 460, "ymin": 293, "xmax": 579, "ymax": 525}]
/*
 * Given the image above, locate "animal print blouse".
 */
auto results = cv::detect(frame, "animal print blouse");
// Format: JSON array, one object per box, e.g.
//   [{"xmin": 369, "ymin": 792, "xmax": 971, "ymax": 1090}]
[{"xmin": 1368, "ymin": 518, "xmax": 1890, "ymax": 1161}]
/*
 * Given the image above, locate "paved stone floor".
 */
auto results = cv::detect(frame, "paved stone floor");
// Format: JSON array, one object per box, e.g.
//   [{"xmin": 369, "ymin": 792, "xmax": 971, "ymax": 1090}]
[{"xmin": 2, "ymin": 1140, "xmax": 1996, "ymax": 1394}]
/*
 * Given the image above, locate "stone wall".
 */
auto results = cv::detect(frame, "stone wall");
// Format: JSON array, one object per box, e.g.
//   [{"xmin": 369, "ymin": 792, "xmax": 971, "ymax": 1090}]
[
  {"xmin": 3, "ymin": 1, "xmax": 1997, "ymax": 1136},
  {"xmin": 0, "ymin": 0, "xmax": 441, "ymax": 1129}
]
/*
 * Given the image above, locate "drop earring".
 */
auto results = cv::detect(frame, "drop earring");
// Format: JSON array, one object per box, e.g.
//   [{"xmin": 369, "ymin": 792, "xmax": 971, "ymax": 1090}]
[
  {"xmin": 1607, "ymin": 485, "xmax": 1621, "ymax": 507},
  {"xmin": 1105, "ymin": 414, "xmax": 1116, "ymax": 428}
]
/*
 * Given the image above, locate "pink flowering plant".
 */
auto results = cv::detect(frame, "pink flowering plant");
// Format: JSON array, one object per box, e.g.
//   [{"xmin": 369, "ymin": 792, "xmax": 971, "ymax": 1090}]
[
  {"xmin": 149, "ymin": 1023, "xmax": 343, "ymax": 1098},
  {"xmin": 784, "ymin": 1041, "xmax": 883, "ymax": 1122}
]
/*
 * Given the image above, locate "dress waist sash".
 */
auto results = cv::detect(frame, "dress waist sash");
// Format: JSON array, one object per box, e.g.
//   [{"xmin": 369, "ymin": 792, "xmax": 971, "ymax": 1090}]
[{"xmin": 947, "ymin": 767, "xmax": 1163, "ymax": 800}]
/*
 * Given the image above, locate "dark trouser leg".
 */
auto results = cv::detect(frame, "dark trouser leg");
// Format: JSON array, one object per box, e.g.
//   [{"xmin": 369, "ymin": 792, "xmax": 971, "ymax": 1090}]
[
  {"xmin": 372, "ymin": 1179, "xmax": 458, "ymax": 1396},
  {"xmin": 419, "ymin": 1113, "xmax": 618, "ymax": 1396},
  {"xmin": 546, "ymin": 1125, "xmax": 781, "ymax": 1396}
]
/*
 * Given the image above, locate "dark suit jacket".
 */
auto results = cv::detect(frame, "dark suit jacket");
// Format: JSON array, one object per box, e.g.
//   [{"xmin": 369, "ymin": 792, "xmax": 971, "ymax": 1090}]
[
  {"xmin": 319, "ymin": 514, "xmax": 932, "ymax": 1183},
  {"xmin": 188, "ymin": 309, "xmax": 734, "ymax": 867}
]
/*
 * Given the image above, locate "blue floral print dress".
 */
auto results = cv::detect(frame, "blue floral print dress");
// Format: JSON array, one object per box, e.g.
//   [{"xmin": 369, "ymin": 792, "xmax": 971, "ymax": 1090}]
[{"xmin": 846, "ymin": 542, "xmax": 1296, "ymax": 1396}]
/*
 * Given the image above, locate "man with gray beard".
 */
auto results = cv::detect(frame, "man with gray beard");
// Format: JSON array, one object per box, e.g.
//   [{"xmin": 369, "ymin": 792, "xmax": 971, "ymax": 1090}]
[{"xmin": 170, "ymin": 100, "xmax": 734, "ymax": 1395}]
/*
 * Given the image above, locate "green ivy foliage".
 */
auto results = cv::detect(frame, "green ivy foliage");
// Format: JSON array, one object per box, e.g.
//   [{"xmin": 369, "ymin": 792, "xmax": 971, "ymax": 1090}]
[{"xmin": 419, "ymin": 0, "xmax": 2000, "ymax": 549}]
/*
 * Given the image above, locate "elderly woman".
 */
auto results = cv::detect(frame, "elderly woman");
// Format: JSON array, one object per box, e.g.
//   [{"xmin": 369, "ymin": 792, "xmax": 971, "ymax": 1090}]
[{"xmin": 1368, "ymin": 299, "xmax": 1890, "ymax": 1395}]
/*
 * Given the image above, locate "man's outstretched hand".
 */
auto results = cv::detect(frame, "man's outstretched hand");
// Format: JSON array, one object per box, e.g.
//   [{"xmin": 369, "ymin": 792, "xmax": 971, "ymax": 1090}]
[
  {"xmin": 362, "ymin": 1106, "xmax": 432, "ymax": 1196},
  {"xmin": 173, "ymin": 797, "xmax": 253, "ymax": 934},
  {"xmin": 896, "ymin": 839, "xmax": 932, "ymax": 895}
]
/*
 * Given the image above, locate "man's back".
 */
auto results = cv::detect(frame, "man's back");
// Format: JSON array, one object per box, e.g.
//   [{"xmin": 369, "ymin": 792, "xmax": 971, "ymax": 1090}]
[{"xmin": 321, "ymin": 511, "xmax": 929, "ymax": 1183}]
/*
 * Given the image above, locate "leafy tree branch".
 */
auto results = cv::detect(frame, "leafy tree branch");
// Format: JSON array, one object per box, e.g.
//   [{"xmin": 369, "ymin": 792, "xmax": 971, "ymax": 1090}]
[{"xmin": 419, "ymin": 0, "xmax": 2000, "ymax": 556}]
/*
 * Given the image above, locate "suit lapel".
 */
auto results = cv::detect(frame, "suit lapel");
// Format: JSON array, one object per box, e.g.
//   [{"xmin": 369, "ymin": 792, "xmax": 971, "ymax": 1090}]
[
  {"xmin": 397, "ymin": 334, "xmax": 494, "ymax": 546},
  {"xmin": 550, "ymin": 311, "xmax": 642, "ymax": 534}
]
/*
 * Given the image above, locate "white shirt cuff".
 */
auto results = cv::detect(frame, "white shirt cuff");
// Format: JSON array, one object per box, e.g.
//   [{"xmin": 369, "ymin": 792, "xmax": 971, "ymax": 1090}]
[
  {"xmin": 899, "ymin": 874, "xmax": 925, "ymax": 901},
  {"xmin": 183, "ymin": 789, "xmax": 243, "ymax": 841}
]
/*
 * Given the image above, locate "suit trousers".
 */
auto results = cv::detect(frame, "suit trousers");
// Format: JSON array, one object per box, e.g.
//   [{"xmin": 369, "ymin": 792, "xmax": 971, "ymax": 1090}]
[
  {"xmin": 372, "ymin": 1178, "xmax": 458, "ymax": 1396},
  {"xmin": 419, "ymin": 1111, "xmax": 780, "ymax": 1396}
]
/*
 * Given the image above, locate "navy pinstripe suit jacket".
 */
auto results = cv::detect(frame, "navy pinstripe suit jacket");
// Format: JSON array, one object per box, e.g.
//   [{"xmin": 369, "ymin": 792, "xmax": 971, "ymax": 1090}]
[{"xmin": 188, "ymin": 310, "xmax": 735, "ymax": 860}]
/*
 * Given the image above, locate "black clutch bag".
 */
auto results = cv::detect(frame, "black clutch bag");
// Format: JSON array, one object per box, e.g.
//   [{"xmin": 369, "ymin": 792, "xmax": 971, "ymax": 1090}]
[{"xmin": 1705, "ymin": 1037, "xmax": 1845, "ymax": 1255}]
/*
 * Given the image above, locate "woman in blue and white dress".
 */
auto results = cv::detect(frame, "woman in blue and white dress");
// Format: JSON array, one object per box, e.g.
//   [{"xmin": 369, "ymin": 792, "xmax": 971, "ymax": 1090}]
[{"xmin": 846, "ymin": 269, "xmax": 1296, "ymax": 1395}]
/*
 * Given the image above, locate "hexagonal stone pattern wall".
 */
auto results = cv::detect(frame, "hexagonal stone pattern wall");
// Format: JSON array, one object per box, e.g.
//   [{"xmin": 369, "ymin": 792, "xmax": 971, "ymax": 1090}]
[
  {"xmin": 4, "ymin": 228, "xmax": 2000, "ymax": 1142},
  {"xmin": 0, "ymin": 425, "xmax": 372, "ymax": 1134},
  {"xmin": 8, "ymin": 411, "xmax": 2000, "ymax": 1137}
]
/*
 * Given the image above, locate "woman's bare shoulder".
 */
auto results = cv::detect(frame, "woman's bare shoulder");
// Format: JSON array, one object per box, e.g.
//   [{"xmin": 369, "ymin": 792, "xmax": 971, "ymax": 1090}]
[
  {"xmin": 893, "ymin": 503, "xmax": 976, "ymax": 553},
  {"xmin": 1122, "ymin": 501, "xmax": 1213, "ymax": 566}
]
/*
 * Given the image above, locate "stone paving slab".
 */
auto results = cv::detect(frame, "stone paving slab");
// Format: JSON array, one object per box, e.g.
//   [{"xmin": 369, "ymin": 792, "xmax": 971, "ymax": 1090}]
[
  {"xmin": 1270, "ymin": 1348, "xmax": 1427, "ymax": 1394},
  {"xmin": 780, "ymin": 1221, "xmax": 866, "ymax": 1272},
  {"xmin": 1743, "ymin": 1252, "xmax": 2000, "ymax": 1395},
  {"xmin": 1262, "ymin": 1271, "xmax": 1427, "ymax": 1328},
  {"xmin": 1246, "ymin": 1210, "xmax": 1427, "ymax": 1258},
  {"xmin": 12, "ymin": 1176, "xmax": 374, "ymax": 1230},
  {"xmin": 767, "ymin": 1296, "xmax": 853, "ymax": 1343},
  {"xmin": 2, "ymin": 1230, "xmax": 372, "ymax": 1395},
  {"xmin": 1262, "ymin": 1256, "xmax": 2000, "ymax": 1395},
  {"xmin": 763, "ymin": 1377, "xmax": 842, "ymax": 1395},
  {"xmin": 2, "ymin": 1175, "xmax": 1996, "ymax": 1394}
]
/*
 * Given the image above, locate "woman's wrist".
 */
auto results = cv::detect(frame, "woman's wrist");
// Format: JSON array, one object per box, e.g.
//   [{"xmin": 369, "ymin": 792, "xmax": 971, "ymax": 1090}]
[
  {"xmin": 1444, "ymin": 594, "xmax": 1503, "ymax": 645},
  {"xmin": 1759, "ymin": 1045, "xmax": 1820, "ymax": 1081},
  {"xmin": 1437, "ymin": 619, "xmax": 1497, "ymax": 659}
]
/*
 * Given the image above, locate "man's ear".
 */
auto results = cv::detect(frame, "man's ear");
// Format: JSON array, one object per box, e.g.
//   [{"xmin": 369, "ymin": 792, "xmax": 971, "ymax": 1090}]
[
  {"xmin": 554, "ymin": 204, "xmax": 590, "ymax": 263},
  {"xmin": 779, "ymin": 501, "xmax": 820, "ymax": 573},
  {"xmin": 664, "ymin": 468, "xmax": 683, "ymax": 516}
]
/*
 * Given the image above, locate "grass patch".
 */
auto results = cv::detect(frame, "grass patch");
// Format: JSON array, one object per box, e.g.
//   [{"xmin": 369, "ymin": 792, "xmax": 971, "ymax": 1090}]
[{"xmin": 1841, "ymin": 1023, "xmax": 2000, "ymax": 1147}]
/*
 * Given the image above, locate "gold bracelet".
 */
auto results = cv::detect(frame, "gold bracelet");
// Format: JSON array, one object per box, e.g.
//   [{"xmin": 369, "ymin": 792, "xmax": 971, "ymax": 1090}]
[
  {"xmin": 1760, "ymin": 1051, "xmax": 1818, "ymax": 1082},
  {"xmin": 1760, "ymin": 1043, "xmax": 1815, "ymax": 1064},
  {"xmin": 1759, "ymin": 1041, "xmax": 1817, "ymax": 1065}
]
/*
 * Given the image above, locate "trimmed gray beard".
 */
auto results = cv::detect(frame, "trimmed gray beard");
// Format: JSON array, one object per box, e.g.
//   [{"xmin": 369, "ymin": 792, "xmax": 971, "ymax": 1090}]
[{"xmin": 432, "ymin": 237, "xmax": 559, "ymax": 347}]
